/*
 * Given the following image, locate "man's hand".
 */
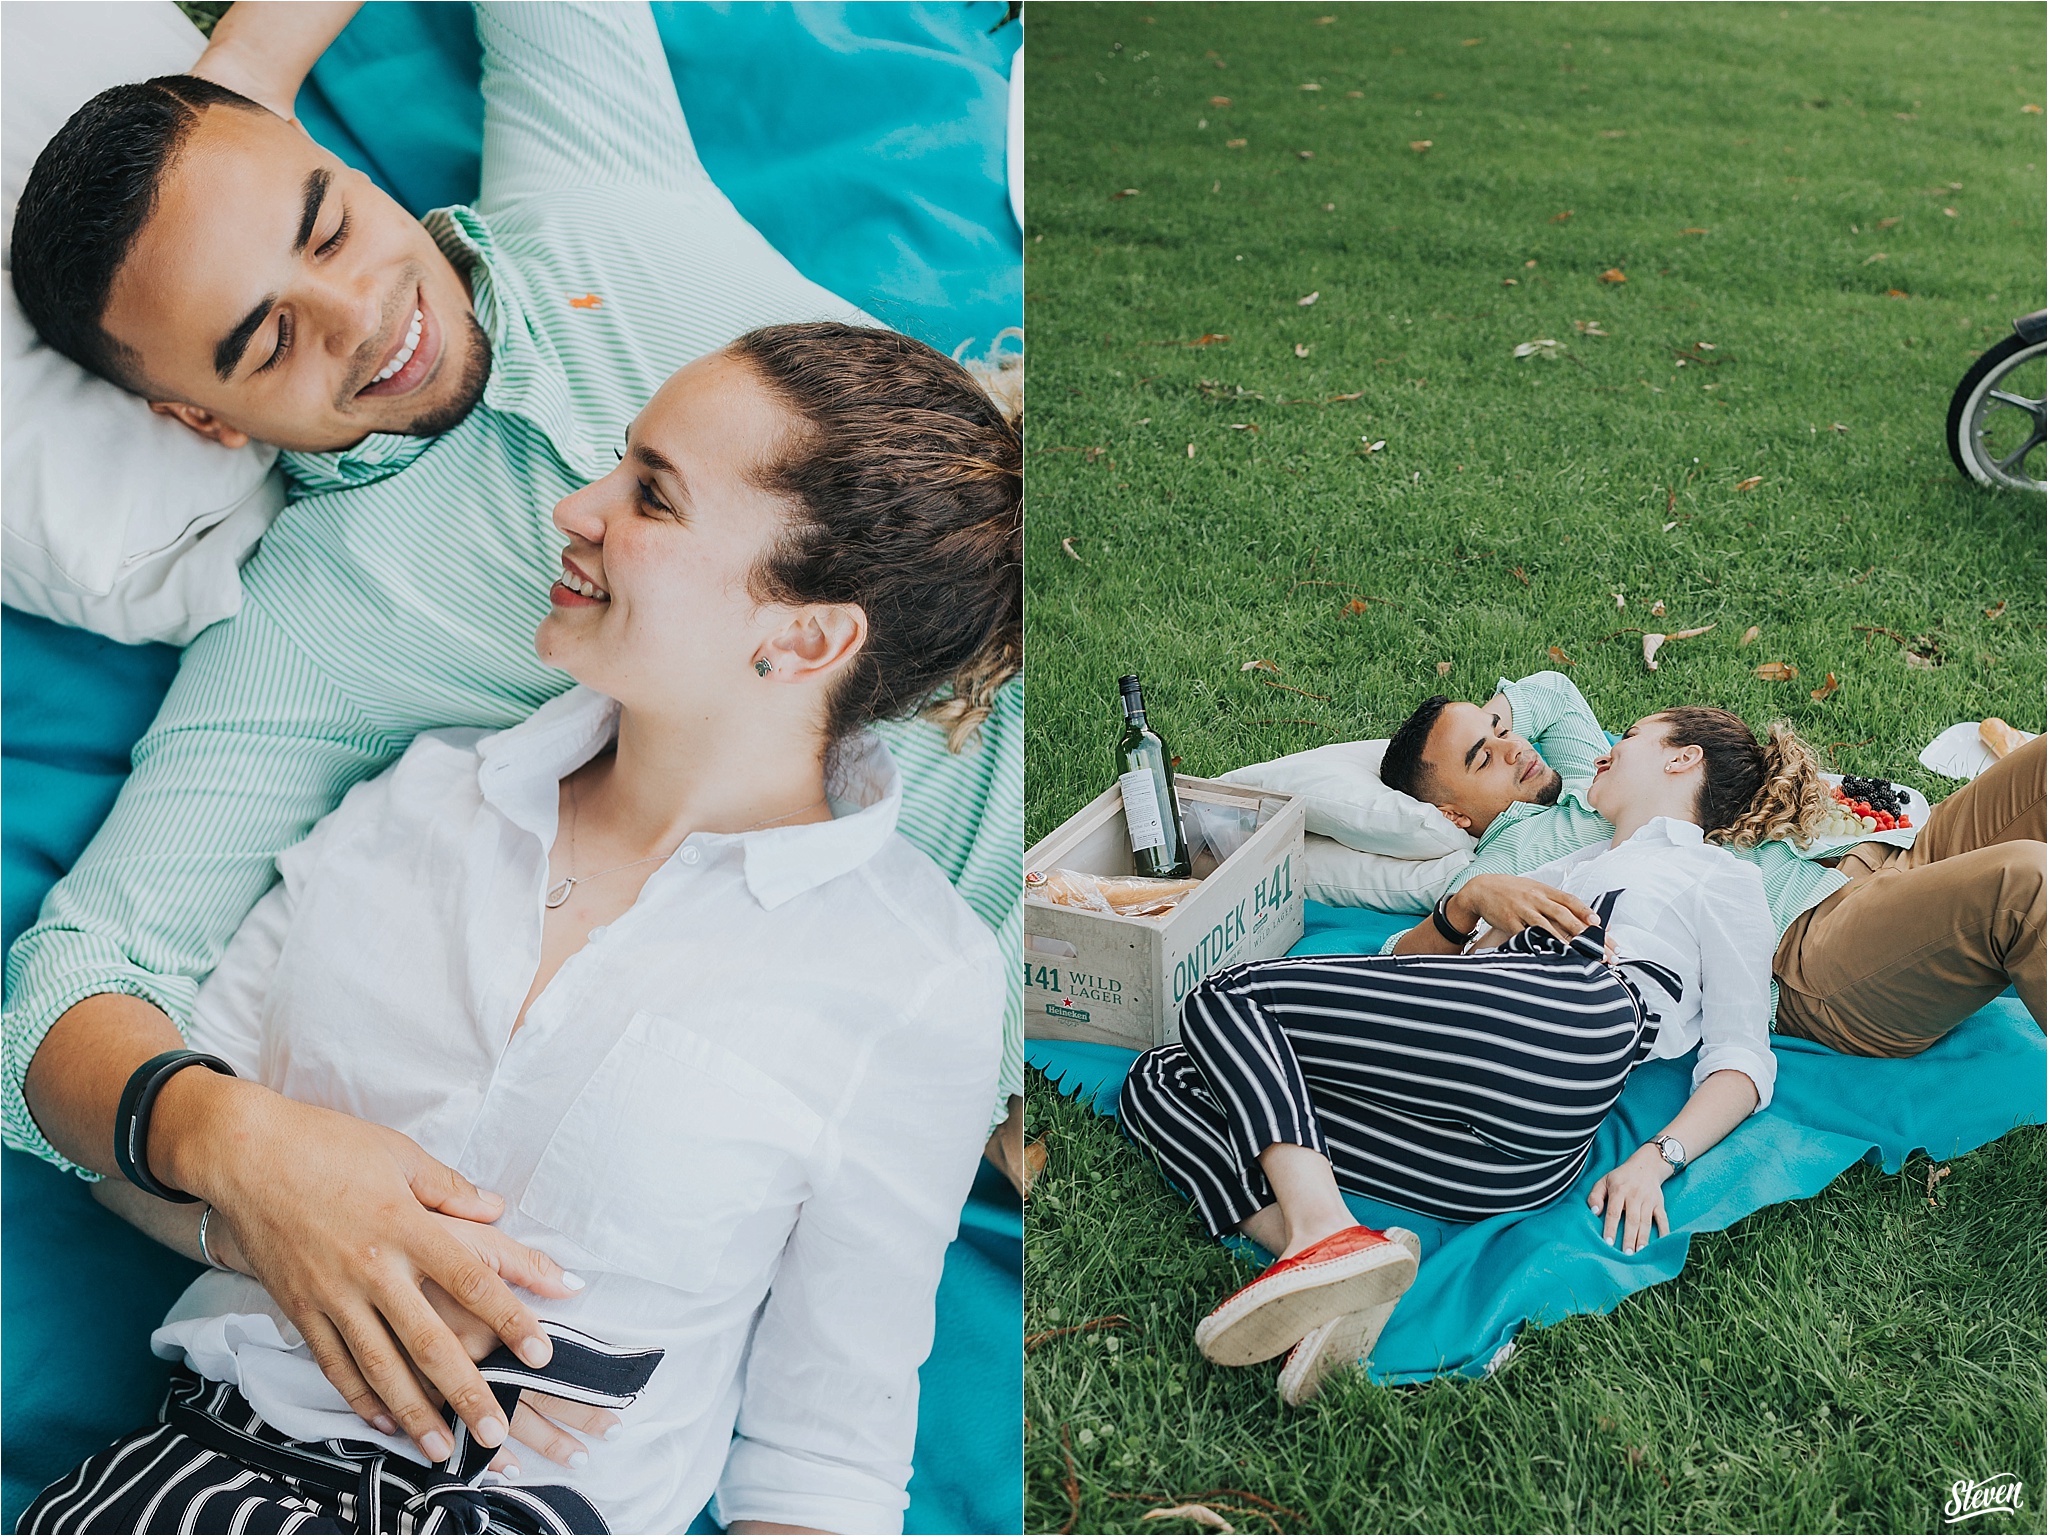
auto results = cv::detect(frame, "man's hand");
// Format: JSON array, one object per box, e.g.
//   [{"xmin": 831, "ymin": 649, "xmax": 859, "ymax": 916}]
[
  {"xmin": 419, "ymin": 1255, "xmax": 619, "ymax": 1476},
  {"xmin": 1450, "ymin": 873, "xmax": 1596, "ymax": 945},
  {"xmin": 163, "ymin": 1073, "xmax": 579, "ymax": 1466},
  {"xmin": 1587, "ymin": 1145, "xmax": 1674, "ymax": 1255}
]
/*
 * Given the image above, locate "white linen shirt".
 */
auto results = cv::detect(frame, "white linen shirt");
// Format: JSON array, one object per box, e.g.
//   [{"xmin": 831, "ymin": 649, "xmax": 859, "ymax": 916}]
[
  {"xmin": 1524, "ymin": 818, "xmax": 1779, "ymax": 1110},
  {"xmin": 151, "ymin": 686, "xmax": 1006, "ymax": 1536}
]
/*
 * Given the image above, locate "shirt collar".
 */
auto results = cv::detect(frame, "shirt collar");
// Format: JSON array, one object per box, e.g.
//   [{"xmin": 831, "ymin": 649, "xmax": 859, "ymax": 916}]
[
  {"xmin": 277, "ymin": 206, "xmax": 601, "ymax": 497},
  {"xmin": 1616, "ymin": 816, "xmax": 1707, "ymax": 849},
  {"xmin": 474, "ymin": 686, "xmax": 902, "ymax": 911}
]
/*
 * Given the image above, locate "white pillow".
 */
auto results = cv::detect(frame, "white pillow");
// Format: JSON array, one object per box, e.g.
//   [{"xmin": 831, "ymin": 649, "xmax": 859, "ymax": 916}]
[
  {"xmin": 1219, "ymin": 739, "xmax": 1476, "ymax": 859},
  {"xmin": 2, "ymin": 1, "xmax": 283, "ymax": 647},
  {"xmin": 1301, "ymin": 834, "xmax": 1471, "ymax": 914}
]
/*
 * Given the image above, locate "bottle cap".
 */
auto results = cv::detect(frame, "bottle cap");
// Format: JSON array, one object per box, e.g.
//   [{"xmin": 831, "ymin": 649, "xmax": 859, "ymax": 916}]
[{"xmin": 1118, "ymin": 674, "xmax": 1143, "ymax": 698}]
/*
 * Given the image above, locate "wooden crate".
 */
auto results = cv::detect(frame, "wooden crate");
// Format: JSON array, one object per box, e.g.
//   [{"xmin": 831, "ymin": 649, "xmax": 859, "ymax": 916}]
[{"xmin": 1023, "ymin": 776, "xmax": 1305, "ymax": 1050}]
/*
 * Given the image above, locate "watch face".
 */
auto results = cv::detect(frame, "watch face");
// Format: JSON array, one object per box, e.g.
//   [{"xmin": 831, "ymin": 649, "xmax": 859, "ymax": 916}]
[{"xmin": 1661, "ymin": 1137, "xmax": 1684, "ymax": 1166}]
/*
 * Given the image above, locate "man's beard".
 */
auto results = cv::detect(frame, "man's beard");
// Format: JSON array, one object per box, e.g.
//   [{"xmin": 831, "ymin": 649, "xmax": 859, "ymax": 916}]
[
  {"xmin": 398, "ymin": 313, "xmax": 493, "ymax": 438},
  {"xmin": 1533, "ymin": 768, "xmax": 1564, "ymax": 807}
]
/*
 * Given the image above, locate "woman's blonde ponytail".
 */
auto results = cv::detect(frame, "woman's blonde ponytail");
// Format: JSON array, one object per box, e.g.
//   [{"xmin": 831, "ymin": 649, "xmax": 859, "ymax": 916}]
[{"xmin": 1717, "ymin": 721, "xmax": 1832, "ymax": 848}]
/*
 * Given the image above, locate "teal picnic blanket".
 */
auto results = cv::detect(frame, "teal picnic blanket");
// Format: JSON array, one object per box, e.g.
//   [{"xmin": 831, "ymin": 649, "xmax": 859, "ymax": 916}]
[
  {"xmin": 2, "ymin": 5, "xmax": 1020, "ymax": 1530},
  {"xmin": 1029, "ymin": 900, "xmax": 2046, "ymax": 1385}
]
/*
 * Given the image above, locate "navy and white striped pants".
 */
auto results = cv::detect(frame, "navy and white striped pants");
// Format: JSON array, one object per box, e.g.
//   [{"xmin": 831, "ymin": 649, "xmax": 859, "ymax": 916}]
[
  {"xmin": 18, "ymin": 1324, "xmax": 661, "ymax": 1535},
  {"xmin": 1121, "ymin": 896, "xmax": 1671, "ymax": 1230}
]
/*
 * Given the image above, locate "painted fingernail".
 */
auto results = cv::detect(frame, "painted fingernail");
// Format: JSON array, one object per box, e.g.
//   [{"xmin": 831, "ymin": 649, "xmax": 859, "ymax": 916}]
[
  {"xmin": 604, "ymin": 1424, "xmax": 625, "ymax": 1442},
  {"xmin": 501, "ymin": 1462, "xmax": 521, "ymax": 1479},
  {"xmin": 520, "ymin": 1336, "xmax": 552, "ymax": 1367},
  {"xmin": 423, "ymin": 1431, "xmax": 454, "ymax": 1462},
  {"xmin": 479, "ymin": 1416, "xmax": 507, "ymax": 1446},
  {"xmin": 568, "ymin": 1450, "xmax": 590, "ymax": 1470},
  {"xmin": 560, "ymin": 1271, "xmax": 588, "ymax": 1291},
  {"xmin": 373, "ymin": 1414, "xmax": 398, "ymax": 1436}
]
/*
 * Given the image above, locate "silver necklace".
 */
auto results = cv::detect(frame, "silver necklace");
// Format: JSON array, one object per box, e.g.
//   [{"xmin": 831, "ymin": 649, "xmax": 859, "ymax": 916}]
[{"xmin": 544, "ymin": 776, "xmax": 827, "ymax": 909}]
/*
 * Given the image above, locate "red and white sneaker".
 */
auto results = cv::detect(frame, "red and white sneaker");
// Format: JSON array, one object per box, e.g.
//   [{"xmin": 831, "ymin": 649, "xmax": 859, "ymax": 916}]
[
  {"xmin": 1275, "ymin": 1228, "xmax": 1424, "ymax": 1405},
  {"xmin": 1195, "ymin": 1224, "xmax": 1420, "ymax": 1367}
]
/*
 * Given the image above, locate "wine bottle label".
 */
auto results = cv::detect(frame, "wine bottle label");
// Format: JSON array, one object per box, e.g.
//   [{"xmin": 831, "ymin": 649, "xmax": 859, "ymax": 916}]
[{"xmin": 1119, "ymin": 770, "xmax": 1167, "ymax": 853}]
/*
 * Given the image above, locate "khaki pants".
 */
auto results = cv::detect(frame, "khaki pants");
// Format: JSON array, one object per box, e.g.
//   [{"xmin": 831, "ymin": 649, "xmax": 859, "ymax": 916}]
[{"xmin": 1773, "ymin": 734, "xmax": 2045, "ymax": 1056}]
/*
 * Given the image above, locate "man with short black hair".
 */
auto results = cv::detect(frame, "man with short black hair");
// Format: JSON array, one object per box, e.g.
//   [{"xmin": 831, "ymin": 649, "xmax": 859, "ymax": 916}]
[
  {"xmin": 4, "ymin": 3, "xmax": 1022, "ymax": 1500},
  {"xmin": 1379, "ymin": 672, "xmax": 2044, "ymax": 1062}
]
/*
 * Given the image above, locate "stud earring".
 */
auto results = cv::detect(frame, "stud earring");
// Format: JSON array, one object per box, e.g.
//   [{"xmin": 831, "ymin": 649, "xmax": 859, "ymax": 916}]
[{"xmin": 754, "ymin": 657, "xmax": 773, "ymax": 677}]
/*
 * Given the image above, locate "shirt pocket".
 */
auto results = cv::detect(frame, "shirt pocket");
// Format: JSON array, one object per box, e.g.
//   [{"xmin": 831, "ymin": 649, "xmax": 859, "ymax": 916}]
[{"xmin": 519, "ymin": 1011, "xmax": 826, "ymax": 1292}]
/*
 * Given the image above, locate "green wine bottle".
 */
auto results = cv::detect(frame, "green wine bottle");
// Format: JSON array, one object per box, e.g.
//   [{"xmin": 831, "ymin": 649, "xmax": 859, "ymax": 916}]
[{"xmin": 1115, "ymin": 674, "xmax": 1193, "ymax": 879}]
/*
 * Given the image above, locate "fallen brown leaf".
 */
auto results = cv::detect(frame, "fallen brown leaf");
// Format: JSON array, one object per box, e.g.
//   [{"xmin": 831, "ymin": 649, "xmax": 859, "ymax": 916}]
[
  {"xmin": 1297, "ymin": 149, "xmax": 1315, "ymax": 159},
  {"xmin": 1755, "ymin": 661, "xmax": 1799, "ymax": 681},
  {"xmin": 2026, "ymin": 103, "xmax": 2044, "ymax": 114},
  {"xmin": 1551, "ymin": 209, "xmax": 1574, "ymax": 223},
  {"xmin": 1342, "ymin": 597, "xmax": 1370, "ymax": 616},
  {"xmin": 1681, "ymin": 226, "xmax": 1710, "ymax": 235},
  {"xmin": 1613, "ymin": 591, "xmax": 1627, "ymax": 610},
  {"xmin": 1926, "ymin": 1162, "xmax": 1952, "ymax": 1199},
  {"xmin": 1294, "ymin": 343, "xmax": 1310, "ymax": 357},
  {"xmin": 1887, "ymin": 288, "xmax": 1908, "ymax": 298},
  {"xmin": 1226, "ymin": 138, "xmax": 1247, "ymax": 149},
  {"xmin": 1985, "ymin": 600, "xmax": 2007, "ymax": 619},
  {"xmin": 1513, "ymin": 566, "xmax": 1530, "ymax": 586},
  {"xmin": 1462, "ymin": 36, "xmax": 1483, "ymax": 45},
  {"xmin": 1142, "ymin": 1507, "xmax": 1235, "ymax": 1533},
  {"xmin": 1192, "ymin": 333, "xmax": 1230, "ymax": 346},
  {"xmin": 1734, "ymin": 476, "xmax": 1764, "ymax": 491},
  {"xmin": 1599, "ymin": 129, "xmax": 1627, "ymax": 138},
  {"xmin": 1811, "ymin": 671, "xmax": 1840, "ymax": 701},
  {"xmin": 1314, "ymin": 14, "xmax": 1336, "ymax": 22},
  {"xmin": 1027, "ymin": 1315, "xmax": 1133, "ymax": 1352},
  {"xmin": 1298, "ymin": 291, "xmax": 1320, "ymax": 306},
  {"xmin": 1574, "ymin": 320, "xmax": 1610, "ymax": 336},
  {"xmin": 1877, "ymin": 215, "xmax": 1902, "ymax": 228},
  {"xmin": 1903, "ymin": 651, "xmax": 1940, "ymax": 670},
  {"xmin": 1600, "ymin": 268, "xmax": 1627, "ymax": 283},
  {"xmin": 1210, "ymin": 95, "xmax": 1232, "ymax": 106},
  {"xmin": 1830, "ymin": 422, "xmax": 1850, "ymax": 433},
  {"xmin": 1299, "ymin": 82, "xmax": 1321, "ymax": 91},
  {"xmin": 1020, "ymin": 1138, "xmax": 1047, "ymax": 1196},
  {"xmin": 1240, "ymin": 658, "xmax": 1282, "ymax": 674},
  {"xmin": 1436, "ymin": 660, "xmax": 1454, "ymax": 676},
  {"xmin": 1626, "ymin": 1446, "xmax": 1647, "ymax": 1469},
  {"xmin": 1549, "ymin": 646, "xmax": 1576, "ymax": 668},
  {"xmin": 1409, "ymin": 140, "xmax": 1433, "ymax": 153},
  {"xmin": 1642, "ymin": 624, "xmax": 1715, "ymax": 671},
  {"xmin": 1740, "ymin": 625, "xmax": 1760, "ymax": 647},
  {"xmin": 1650, "ymin": 599, "xmax": 1667, "ymax": 617},
  {"xmin": 1112, "ymin": 188, "xmax": 1141, "ymax": 200},
  {"xmin": 1061, "ymin": 537, "xmax": 1084, "ymax": 561}
]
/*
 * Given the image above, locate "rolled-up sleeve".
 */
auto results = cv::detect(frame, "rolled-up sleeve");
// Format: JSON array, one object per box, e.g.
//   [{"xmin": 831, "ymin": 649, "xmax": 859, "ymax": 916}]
[
  {"xmin": 715, "ymin": 948, "xmax": 1004, "ymax": 1534},
  {"xmin": 1690, "ymin": 859, "xmax": 1778, "ymax": 1110}
]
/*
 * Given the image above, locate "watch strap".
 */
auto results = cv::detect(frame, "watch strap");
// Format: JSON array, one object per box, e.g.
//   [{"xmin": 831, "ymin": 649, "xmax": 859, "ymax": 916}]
[
  {"xmin": 114, "ymin": 1050, "xmax": 237, "ymax": 1203},
  {"xmin": 1431, "ymin": 894, "xmax": 1477, "ymax": 947}
]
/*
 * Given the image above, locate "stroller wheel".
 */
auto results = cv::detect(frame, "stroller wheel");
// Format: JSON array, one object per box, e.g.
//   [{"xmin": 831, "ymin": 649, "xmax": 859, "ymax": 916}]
[{"xmin": 1946, "ymin": 325, "xmax": 2046, "ymax": 492}]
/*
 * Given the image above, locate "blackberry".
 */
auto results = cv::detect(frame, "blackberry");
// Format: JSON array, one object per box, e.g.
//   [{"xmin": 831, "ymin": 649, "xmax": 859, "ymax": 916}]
[{"xmin": 1838, "ymin": 774, "xmax": 1901, "ymax": 815}]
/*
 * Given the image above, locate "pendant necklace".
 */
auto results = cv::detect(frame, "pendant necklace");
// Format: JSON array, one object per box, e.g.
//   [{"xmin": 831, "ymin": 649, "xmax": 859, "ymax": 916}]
[{"xmin": 544, "ymin": 775, "xmax": 828, "ymax": 909}]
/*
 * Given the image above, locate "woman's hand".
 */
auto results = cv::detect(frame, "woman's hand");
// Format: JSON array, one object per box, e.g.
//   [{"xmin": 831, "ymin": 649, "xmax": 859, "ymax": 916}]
[
  {"xmin": 419, "ymin": 1259, "xmax": 621, "ymax": 1476},
  {"xmin": 1450, "ymin": 874, "xmax": 1597, "ymax": 945},
  {"xmin": 161, "ymin": 1074, "xmax": 582, "ymax": 1467},
  {"xmin": 1586, "ymin": 1145, "xmax": 1673, "ymax": 1255}
]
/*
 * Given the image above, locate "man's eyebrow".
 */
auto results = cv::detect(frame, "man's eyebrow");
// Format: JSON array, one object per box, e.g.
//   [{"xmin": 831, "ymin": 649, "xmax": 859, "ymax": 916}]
[
  {"xmin": 1462, "ymin": 733, "xmax": 1488, "ymax": 770},
  {"xmin": 215, "ymin": 293, "xmax": 279, "ymax": 380},
  {"xmin": 630, "ymin": 442, "xmax": 691, "ymax": 503},
  {"xmin": 293, "ymin": 168, "xmax": 332, "ymax": 255}
]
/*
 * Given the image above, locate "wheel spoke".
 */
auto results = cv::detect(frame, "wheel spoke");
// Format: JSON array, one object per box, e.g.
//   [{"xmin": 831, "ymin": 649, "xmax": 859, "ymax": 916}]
[
  {"xmin": 1986, "ymin": 388, "xmax": 2044, "ymax": 413},
  {"xmin": 1995, "ymin": 427, "xmax": 2045, "ymax": 474}
]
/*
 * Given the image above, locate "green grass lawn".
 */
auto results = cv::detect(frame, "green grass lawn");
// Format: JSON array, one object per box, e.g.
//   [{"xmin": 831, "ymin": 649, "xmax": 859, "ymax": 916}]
[{"xmin": 1022, "ymin": 4, "xmax": 2045, "ymax": 1531}]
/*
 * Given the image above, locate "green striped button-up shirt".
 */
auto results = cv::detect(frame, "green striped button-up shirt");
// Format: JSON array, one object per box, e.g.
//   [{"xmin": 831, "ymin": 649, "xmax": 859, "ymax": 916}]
[
  {"xmin": 1398, "ymin": 672, "xmax": 1852, "ymax": 1020},
  {"xmin": 3, "ymin": 2, "xmax": 1022, "ymax": 1174}
]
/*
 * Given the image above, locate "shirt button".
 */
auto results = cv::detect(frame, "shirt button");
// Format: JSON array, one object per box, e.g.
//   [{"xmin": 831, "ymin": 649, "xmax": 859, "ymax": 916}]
[{"xmin": 680, "ymin": 847, "xmax": 701, "ymax": 865}]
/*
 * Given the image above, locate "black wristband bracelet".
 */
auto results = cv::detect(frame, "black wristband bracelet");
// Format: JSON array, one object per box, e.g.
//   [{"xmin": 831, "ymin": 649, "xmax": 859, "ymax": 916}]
[
  {"xmin": 1432, "ymin": 894, "xmax": 1477, "ymax": 947},
  {"xmin": 114, "ymin": 1050, "xmax": 236, "ymax": 1203}
]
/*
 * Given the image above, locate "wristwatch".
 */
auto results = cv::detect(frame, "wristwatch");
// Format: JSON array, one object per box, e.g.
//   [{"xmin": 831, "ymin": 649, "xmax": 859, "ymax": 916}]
[{"xmin": 1648, "ymin": 1133, "xmax": 1687, "ymax": 1173}]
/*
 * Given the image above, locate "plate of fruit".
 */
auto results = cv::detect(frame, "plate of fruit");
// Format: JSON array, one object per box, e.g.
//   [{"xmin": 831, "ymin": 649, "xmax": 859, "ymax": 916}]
[{"xmin": 1808, "ymin": 774, "xmax": 1930, "ymax": 849}]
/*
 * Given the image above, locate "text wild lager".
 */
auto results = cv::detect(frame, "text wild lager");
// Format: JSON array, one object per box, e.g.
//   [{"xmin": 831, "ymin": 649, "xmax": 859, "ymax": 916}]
[{"xmin": 1115, "ymin": 674, "xmax": 1192, "ymax": 879}]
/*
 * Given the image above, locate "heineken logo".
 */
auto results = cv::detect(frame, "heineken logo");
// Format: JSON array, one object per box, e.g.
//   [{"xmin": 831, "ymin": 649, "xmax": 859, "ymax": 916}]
[{"xmin": 1044, "ymin": 1001, "xmax": 1091, "ymax": 1021}]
